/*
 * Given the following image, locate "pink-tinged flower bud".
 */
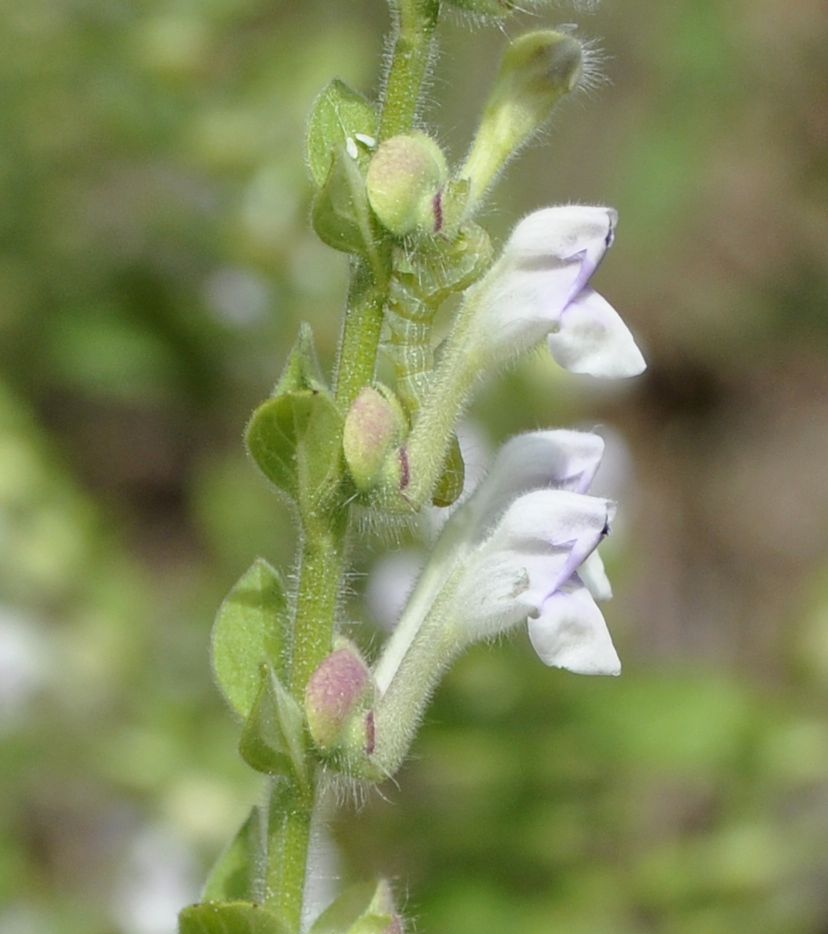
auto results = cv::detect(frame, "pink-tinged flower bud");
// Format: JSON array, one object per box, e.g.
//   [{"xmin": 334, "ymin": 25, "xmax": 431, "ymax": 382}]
[
  {"xmin": 343, "ymin": 385, "xmax": 407, "ymax": 492},
  {"xmin": 366, "ymin": 132, "xmax": 448, "ymax": 236},
  {"xmin": 305, "ymin": 641, "xmax": 375, "ymax": 753}
]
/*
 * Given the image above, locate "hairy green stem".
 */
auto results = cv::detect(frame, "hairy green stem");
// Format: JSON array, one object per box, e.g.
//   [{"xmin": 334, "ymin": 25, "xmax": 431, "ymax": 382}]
[
  {"xmin": 335, "ymin": 261, "xmax": 387, "ymax": 409},
  {"xmin": 380, "ymin": 0, "xmax": 440, "ymax": 140},
  {"xmin": 335, "ymin": 0, "xmax": 440, "ymax": 410},
  {"xmin": 263, "ymin": 779, "xmax": 315, "ymax": 931},
  {"xmin": 265, "ymin": 512, "xmax": 348, "ymax": 929},
  {"xmin": 290, "ymin": 514, "xmax": 349, "ymax": 698}
]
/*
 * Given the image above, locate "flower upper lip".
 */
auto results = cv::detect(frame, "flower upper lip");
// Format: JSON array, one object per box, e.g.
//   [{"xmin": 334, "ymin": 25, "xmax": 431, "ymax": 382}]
[{"xmin": 471, "ymin": 204, "xmax": 645, "ymax": 380}]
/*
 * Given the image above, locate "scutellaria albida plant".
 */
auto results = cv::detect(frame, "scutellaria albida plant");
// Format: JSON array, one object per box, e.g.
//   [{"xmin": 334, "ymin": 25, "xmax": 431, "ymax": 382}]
[{"xmin": 178, "ymin": 2, "xmax": 646, "ymax": 932}]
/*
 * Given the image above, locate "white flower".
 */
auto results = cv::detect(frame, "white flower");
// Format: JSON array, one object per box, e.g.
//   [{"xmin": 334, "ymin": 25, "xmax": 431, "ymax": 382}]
[
  {"xmin": 453, "ymin": 486, "xmax": 620, "ymax": 675},
  {"xmin": 374, "ymin": 430, "xmax": 621, "ymax": 690},
  {"xmin": 471, "ymin": 205, "xmax": 646, "ymax": 378}
]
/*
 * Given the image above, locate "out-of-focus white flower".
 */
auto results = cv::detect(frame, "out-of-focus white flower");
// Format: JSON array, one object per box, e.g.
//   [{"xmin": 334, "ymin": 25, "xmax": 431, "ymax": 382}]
[
  {"xmin": 471, "ymin": 205, "xmax": 646, "ymax": 378},
  {"xmin": 113, "ymin": 826, "xmax": 199, "ymax": 934},
  {"xmin": 0, "ymin": 904, "xmax": 49, "ymax": 934},
  {"xmin": 0, "ymin": 608, "xmax": 53, "ymax": 732}
]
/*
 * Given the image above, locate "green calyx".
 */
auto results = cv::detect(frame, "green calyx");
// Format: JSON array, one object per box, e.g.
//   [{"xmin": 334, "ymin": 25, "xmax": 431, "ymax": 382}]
[
  {"xmin": 343, "ymin": 385, "xmax": 408, "ymax": 493},
  {"xmin": 366, "ymin": 132, "xmax": 449, "ymax": 237},
  {"xmin": 304, "ymin": 640, "xmax": 376, "ymax": 766}
]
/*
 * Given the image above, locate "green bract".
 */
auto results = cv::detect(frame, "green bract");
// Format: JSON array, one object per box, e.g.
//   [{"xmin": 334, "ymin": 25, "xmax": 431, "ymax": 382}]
[
  {"xmin": 312, "ymin": 146, "xmax": 377, "ymax": 256},
  {"xmin": 274, "ymin": 322, "xmax": 327, "ymax": 396},
  {"xmin": 306, "ymin": 79, "xmax": 378, "ymax": 188},
  {"xmin": 211, "ymin": 559, "xmax": 290, "ymax": 719},
  {"xmin": 239, "ymin": 664, "xmax": 308, "ymax": 784},
  {"xmin": 245, "ymin": 389, "xmax": 344, "ymax": 517},
  {"xmin": 179, "ymin": 901, "xmax": 290, "ymax": 934},
  {"xmin": 202, "ymin": 811, "xmax": 260, "ymax": 903}
]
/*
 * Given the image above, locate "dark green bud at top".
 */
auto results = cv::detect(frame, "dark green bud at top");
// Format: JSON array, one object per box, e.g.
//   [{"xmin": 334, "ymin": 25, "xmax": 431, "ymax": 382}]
[
  {"xmin": 366, "ymin": 132, "xmax": 449, "ymax": 237},
  {"xmin": 461, "ymin": 30, "xmax": 584, "ymax": 210}
]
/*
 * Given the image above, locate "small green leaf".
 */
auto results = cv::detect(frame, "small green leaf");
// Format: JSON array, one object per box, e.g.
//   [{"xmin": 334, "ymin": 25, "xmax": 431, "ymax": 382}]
[
  {"xmin": 202, "ymin": 810, "xmax": 261, "ymax": 903},
  {"xmin": 211, "ymin": 559, "xmax": 290, "ymax": 719},
  {"xmin": 274, "ymin": 323, "xmax": 327, "ymax": 396},
  {"xmin": 306, "ymin": 79, "xmax": 378, "ymax": 187},
  {"xmin": 245, "ymin": 389, "xmax": 344, "ymax": 515},
  {"xmin": 239, "ymin": 665, "xmax": 308, "ymax": 784},
  {"xmin": 179, "ymin": 901, "xmax": 289, "ymax": 934},
  {"xmin": 312, "ymin": 147, "xmax": 376, "ymax": 255}
]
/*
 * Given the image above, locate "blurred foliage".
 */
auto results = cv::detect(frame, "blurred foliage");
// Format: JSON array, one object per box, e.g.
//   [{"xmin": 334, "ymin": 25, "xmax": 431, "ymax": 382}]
[{"xmin": 1, "ymin": 0, "xmax": 827, "ymax": 932}]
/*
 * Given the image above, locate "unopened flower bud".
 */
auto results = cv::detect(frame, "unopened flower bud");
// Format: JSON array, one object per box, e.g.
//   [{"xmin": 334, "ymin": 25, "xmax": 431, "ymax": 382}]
[
  {"xmin": 344, "ymin": 385, "xmax": 408, "ymax": 492},
  {"xmin": 462, "ymin": 30, "xmax": 584, "ymax": 208},
  {"xmin": 305, "ymin": 640, "xmax": 375, "ymax": 754},
  {"xmin": 366, "ymin": 132, "xmax": 448, "ymax": 236}
]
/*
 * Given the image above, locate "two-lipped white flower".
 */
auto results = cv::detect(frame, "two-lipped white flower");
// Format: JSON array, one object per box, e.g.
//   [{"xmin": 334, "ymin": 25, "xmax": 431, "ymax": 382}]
[
  {"xmin": 469, "ymin": 205, "xmax": 646, "ymax": 378},
  {"xmin": 452, "ymin": 484, "xmax": 619, "ymax": 675},
  {"xmin": 373, "ymin": 429, "xmax": 621, "ymax": 692}
]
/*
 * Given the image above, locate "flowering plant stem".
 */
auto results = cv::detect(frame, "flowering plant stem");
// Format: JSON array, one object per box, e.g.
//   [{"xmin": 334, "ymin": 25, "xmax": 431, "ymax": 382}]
[{"xmin": 181, "ymin": 2, "xmax": 646, "ymax": 930}]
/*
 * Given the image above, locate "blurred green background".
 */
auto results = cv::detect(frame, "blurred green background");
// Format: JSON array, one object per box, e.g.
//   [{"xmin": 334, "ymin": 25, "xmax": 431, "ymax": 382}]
[{"xmin": 2, "ymin": 1, "xmax": 828, "ymax": 932}]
